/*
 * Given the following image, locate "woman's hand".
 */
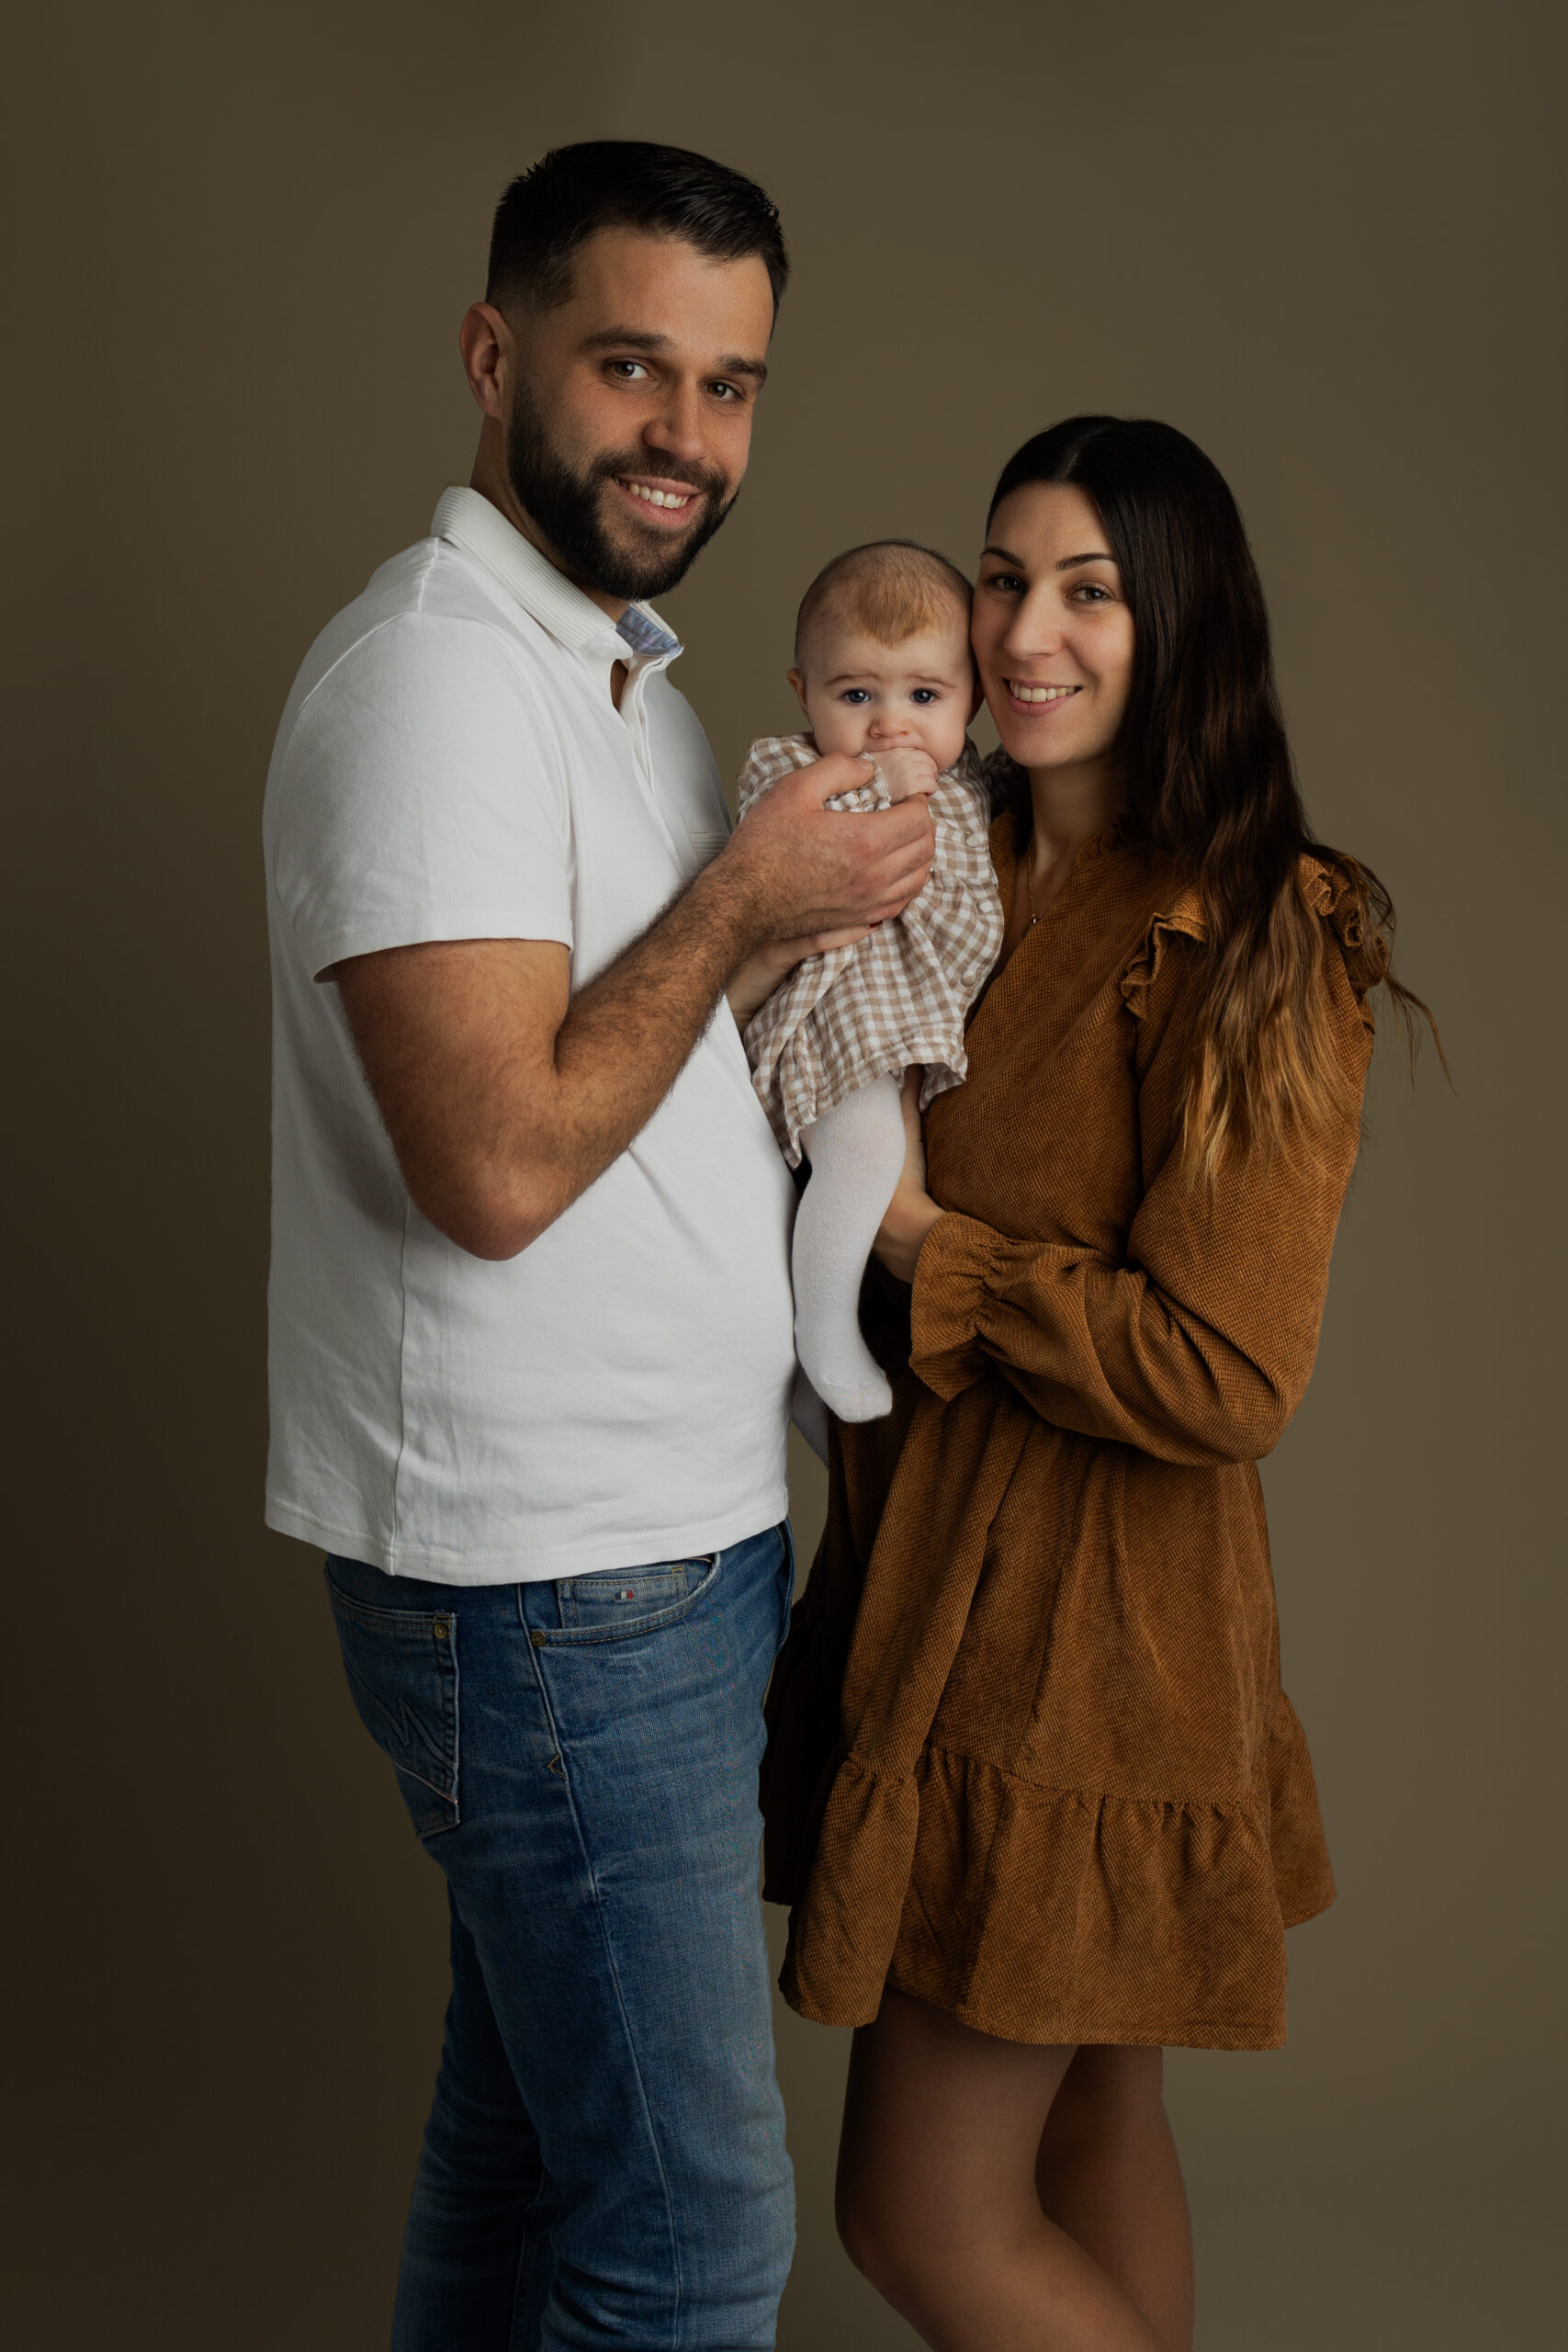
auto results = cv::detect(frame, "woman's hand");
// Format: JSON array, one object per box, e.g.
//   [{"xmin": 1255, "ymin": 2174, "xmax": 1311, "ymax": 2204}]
[
  {"xmin": 872, "ymin": 1069, "xmax": 945, "ymax": 1284},
  {"xmin": 726, "ymin": 925, "xmax": 869, "ymax": 1027}
]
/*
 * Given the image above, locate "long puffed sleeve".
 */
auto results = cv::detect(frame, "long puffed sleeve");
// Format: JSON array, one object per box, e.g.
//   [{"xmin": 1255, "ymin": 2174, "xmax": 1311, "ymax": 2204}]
[{"xmin": 909, "ymin": 885, "xmax": 1376, "ymax": 1467}]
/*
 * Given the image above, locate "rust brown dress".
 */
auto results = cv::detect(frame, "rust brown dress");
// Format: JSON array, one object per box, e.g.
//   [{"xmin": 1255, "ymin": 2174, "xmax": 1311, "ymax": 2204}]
[{"xmin": 761, "ymin": 815, "xmax": 1381, "ymax": 2051}]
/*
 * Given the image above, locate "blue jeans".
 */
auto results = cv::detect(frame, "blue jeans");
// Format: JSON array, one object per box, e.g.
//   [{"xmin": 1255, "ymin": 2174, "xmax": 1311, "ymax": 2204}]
[{"xmin": 325, "ymin": 1524, "xmax": 797, "ymax": 2351}]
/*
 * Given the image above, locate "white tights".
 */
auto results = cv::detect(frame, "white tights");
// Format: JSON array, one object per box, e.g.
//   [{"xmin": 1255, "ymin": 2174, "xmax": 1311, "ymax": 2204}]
[{"xmin": 793, "ymin": 1073, "xmax": 907, "ymax": 1426}]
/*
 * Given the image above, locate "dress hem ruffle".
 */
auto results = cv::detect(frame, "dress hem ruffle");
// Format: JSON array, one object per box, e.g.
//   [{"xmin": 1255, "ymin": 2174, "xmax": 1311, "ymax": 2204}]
[{"xmin": 770, "ymin": 1731, "xmax": 1334, "ymax": 2052}]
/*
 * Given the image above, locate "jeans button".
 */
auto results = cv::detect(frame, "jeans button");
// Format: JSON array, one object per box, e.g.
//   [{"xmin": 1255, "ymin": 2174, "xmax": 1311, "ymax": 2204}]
[{"xmin": 529, "ymin": 1629, "xmax": 547, "ymax": 1648}]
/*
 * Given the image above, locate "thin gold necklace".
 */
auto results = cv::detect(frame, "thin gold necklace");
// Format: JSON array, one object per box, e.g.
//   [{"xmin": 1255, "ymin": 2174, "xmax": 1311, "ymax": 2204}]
[{"xmin": 1023, "ymin": 852, "xmax": 1039, "ymax": 927}]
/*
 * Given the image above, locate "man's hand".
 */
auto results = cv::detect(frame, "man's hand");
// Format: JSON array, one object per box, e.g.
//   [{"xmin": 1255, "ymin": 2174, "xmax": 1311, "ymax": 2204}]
[{"xmin": 722, "ymin": 753, "xmax": 935, "ymax": 940}]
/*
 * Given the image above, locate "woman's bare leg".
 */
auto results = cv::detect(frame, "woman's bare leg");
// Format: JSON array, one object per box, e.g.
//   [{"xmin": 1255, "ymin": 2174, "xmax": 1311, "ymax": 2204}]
[
  {"xmin": 835, "ymin": 1987, "xmax": 1174, "ymax": 2351},
  {"xmin": 1035, "ymin": 2046, "xmax": 1193, "ymax": 2352}
]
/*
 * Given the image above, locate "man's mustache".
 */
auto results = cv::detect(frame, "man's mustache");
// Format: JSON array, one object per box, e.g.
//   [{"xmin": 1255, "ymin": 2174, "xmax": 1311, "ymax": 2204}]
[{"xmin": 589, "ymin": 448, "xmax": 728, "ymax": 503}]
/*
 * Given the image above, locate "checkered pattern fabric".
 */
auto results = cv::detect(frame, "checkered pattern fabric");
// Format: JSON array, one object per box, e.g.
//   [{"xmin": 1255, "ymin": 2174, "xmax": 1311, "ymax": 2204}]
[{"xmin": 736, "ymin": 734, "xmax": 1005, "ymax": 1164}]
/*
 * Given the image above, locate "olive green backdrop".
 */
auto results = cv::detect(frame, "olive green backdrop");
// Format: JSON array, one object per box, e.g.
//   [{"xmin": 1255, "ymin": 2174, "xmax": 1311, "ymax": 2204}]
[{"xmin": 6, "ymin": 2, "xmax": 1562, "ymax": 2345}]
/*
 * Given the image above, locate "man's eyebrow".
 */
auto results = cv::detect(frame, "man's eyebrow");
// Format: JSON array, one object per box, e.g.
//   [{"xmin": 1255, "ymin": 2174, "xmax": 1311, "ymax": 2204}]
[
  {"xmin": 582, "ymin": 327, "xmax": 672, "ymax": 353},
  {"xmin": 581, "ymin": 326, "xmax": 768, "ymax": 381}
]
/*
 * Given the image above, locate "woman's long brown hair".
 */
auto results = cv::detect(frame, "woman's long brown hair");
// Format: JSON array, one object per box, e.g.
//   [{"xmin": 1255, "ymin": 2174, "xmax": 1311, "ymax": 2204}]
[{"xmin": 988, "ymin": 416, "xmax": 1435, "ymax": 1177}]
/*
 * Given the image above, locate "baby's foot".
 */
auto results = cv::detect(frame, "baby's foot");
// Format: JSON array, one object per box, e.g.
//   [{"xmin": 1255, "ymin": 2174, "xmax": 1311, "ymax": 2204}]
[{"xmin": 804, "ymin": 1362, "xmax": 894, "ymax": 1424}]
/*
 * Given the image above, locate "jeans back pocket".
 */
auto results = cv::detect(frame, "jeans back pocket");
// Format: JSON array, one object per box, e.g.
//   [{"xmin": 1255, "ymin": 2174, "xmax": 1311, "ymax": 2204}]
[{"xmin": 325, "ymin": 1565, "xmax": 459, "ymax": 1838}]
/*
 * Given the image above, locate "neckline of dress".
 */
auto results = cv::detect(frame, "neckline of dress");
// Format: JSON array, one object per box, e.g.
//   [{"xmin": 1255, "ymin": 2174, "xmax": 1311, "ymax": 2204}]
[{"xmin": 993, "ymin": 813, "xmax": 1127, "ymax": 933}]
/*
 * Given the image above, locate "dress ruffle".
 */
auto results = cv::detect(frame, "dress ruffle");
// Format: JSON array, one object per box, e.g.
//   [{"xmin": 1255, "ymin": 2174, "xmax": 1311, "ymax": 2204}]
[
  {"xmin": 1118, "ymin": 886, "xmax": 1206, "ymax": 1023},
  {"xmin": 1117, "ymin": 854, "xmax": 1389, "ymax": 1025},
  {"xmin": 777, "ymin": 1731, "xmax": 1329, "ymax": 2048}
]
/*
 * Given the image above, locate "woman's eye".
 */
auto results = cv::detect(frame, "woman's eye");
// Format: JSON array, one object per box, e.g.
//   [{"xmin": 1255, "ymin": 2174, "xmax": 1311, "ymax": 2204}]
[
  {"xmin": 983, "ymin": 570, "xmax": 1024, "ymax": 594},
  {"xmin": 1073, "ymin": 582, "xmax": 1111, "ymax": 602}
]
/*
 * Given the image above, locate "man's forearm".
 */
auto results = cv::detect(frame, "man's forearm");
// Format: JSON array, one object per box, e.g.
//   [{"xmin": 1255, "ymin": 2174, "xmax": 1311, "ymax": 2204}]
[
  {"xmin": 527, "ymin": 858, "xmax": 759, "ymax": 1233},
  {"xmin": 338, "ymin": 758, "xmax": 936, "ymax": 1261}
]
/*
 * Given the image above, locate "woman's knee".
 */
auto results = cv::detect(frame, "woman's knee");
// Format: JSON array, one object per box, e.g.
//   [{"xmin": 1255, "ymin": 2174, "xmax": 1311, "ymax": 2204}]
[
  {"xmin": 834, "ymin": 2173, "xmax": 893, "ymax": 2290},
  {"xmin": 834, "ymin": 2173, "xmax": 936, "ymax": 2308}
]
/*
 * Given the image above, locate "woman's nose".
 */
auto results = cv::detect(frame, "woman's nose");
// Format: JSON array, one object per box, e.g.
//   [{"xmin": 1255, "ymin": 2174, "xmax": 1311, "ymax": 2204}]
[{"xmin": 1003, "ymin": 587, "xmax": 1066, "ymax": 658}]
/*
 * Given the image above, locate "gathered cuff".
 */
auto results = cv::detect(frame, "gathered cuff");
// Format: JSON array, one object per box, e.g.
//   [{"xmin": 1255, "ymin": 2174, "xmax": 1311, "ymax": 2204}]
[{"xmin": 908, "ymin": 1213, "xmax": 1003, "ymax": 1398}]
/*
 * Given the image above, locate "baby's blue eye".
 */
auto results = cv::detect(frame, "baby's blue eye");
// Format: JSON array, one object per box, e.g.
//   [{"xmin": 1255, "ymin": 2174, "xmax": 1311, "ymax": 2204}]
[
  {"xmin": 911, "ymin": 688, "xmax": 940, "ymax": 704},
  {"xmin": 840, "ymin": 688, "xmax": 870, "ymax": 704}
]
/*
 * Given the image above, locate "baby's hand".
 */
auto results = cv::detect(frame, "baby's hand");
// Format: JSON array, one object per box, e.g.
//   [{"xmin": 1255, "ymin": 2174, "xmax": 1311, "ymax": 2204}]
[{"xmin": 874, "ymin": 748, "xmax": 941, "ymax": 804}]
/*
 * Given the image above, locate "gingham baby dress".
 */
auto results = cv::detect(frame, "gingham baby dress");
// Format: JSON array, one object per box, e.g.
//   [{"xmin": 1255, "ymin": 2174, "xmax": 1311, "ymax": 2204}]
[{"xmin": 737, "ymin": 734, "xmax": 1005, "ymax": 1164}]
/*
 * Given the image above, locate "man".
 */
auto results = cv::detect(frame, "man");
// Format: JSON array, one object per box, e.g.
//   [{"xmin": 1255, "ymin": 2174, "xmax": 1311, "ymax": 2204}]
[{"xmin": 264, "ymin": 142, "xmax": 933, "ymax": 2349}]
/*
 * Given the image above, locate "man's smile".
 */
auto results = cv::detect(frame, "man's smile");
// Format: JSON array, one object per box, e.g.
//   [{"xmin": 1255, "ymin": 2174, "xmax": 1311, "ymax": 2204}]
[{"xmin": 612, "ymin": 472, "xmax": 705, "ymax": 527}]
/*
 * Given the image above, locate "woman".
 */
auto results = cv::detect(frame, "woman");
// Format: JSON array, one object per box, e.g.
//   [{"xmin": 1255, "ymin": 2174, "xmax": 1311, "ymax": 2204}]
[{"xmin": 760, "ymin": 416, "xmax": 1431, "ymax": 2351}]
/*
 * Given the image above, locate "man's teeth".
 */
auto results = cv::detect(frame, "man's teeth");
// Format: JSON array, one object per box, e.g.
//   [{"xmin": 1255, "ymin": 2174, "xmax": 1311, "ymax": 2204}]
[
  {"xmin": 625, "ymin": 482, "xmax": 692, "ymax": 509},
  {"xmin": 1010, "ymin": 683, "xmax": 1079, "ymax": 703}
]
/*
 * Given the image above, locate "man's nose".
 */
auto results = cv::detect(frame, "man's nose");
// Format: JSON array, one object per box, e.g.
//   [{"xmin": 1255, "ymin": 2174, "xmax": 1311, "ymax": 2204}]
[{"xmin": 642, "ymin": 381, "xmax": 706, "ymax": 467}]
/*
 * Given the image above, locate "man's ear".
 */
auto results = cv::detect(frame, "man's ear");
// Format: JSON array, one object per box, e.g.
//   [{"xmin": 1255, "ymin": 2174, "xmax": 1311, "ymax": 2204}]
[
  {"xmin": 786, "ymin": 666, "xmax": 811, "ymax": 722},
  {"xmin": 458, "ymin": 300, "xmax": 514, "ymax": 422}
]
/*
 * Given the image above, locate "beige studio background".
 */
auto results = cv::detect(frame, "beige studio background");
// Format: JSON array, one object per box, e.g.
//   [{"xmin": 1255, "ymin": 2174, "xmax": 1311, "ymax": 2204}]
[{"xmin": 5, "ymin": 2, "xmax": 1563, "ymax": 2346}]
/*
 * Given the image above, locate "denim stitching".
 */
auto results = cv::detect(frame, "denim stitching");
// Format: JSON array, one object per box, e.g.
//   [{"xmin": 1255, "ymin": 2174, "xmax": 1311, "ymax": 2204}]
[{"xmin": 520, "ymin": 1618, "xmax": 685, "ymax": 2345}]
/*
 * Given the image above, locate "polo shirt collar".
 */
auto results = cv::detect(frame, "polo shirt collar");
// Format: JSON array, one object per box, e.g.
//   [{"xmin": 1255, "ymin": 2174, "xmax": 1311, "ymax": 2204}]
[{"xmin": 432, "ymin": 484, "xmax": 682, "ymax": 665}]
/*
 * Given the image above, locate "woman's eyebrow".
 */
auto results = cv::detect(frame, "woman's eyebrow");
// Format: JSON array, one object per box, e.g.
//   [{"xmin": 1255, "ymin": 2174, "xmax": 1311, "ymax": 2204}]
[{"xmin": 981, "ymin": 543, "xmax": 1117, "ymax": 571}]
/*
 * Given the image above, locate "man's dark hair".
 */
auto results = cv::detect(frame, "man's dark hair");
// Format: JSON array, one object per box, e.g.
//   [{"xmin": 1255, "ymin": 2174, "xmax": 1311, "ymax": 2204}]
[{"xmin": 487, "ymin": 141, "xmax": 789, "ymax": 315}]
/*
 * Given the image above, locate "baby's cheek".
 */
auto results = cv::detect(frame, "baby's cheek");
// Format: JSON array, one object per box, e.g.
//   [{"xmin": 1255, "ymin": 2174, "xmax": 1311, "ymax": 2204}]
[
  {"xmin": 807, "ymin": 703, "xmax": 869, "ymax": 757},
  {"xmin": 920, "ymin": 713, "xmax": 971, "ymax": 770}
]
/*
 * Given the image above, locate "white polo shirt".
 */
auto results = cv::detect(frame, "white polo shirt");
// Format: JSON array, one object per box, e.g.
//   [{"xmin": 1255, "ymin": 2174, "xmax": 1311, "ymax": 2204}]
[{"xmin": 264, "ymin": 486, "xmax": 797, "ymax": 1582}]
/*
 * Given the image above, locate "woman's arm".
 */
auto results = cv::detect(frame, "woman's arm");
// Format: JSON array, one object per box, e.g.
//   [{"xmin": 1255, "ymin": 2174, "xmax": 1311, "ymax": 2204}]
[
  {"xmin": 874, "ymin": 1070, "xmax": 947, "ymax": 1280},
  {"xmin": 885, "ymin": 927, "xmax": 1374, "ymax": 1467},
  {"xmin": 727, "ymin": 922, "xmax": 874, "ymax": 1025}
]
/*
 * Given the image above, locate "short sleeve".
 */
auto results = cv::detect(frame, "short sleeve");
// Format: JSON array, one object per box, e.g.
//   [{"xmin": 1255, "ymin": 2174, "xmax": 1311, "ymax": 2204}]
[{"xmin": 271, "ymin": 614, "xmax": 575, "ymax": 978}]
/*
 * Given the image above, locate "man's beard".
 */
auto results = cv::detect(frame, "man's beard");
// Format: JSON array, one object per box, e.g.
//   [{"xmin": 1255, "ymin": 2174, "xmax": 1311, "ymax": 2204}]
[{"xmin": 503, "ymin": 375, "xmax": 737, "ymax": 602}]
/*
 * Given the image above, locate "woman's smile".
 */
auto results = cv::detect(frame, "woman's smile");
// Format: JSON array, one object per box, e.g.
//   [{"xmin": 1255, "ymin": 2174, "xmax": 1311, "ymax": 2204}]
[{"xmin": 1004, "ymin": 679, "xmax": 1083, "ymax": 709}]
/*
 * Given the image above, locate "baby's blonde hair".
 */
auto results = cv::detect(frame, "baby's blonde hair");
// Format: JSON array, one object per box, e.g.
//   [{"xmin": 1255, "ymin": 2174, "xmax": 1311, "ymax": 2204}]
[{"xmin": 794, "ymin": 539, "xmax": 972, "ymax": 673}]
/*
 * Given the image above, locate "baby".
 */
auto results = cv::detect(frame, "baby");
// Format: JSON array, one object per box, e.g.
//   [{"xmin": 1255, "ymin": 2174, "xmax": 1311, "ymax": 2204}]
[{"xmin": 738, "ymin": 540, "xmax": 1004, "ymax": 1428}]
